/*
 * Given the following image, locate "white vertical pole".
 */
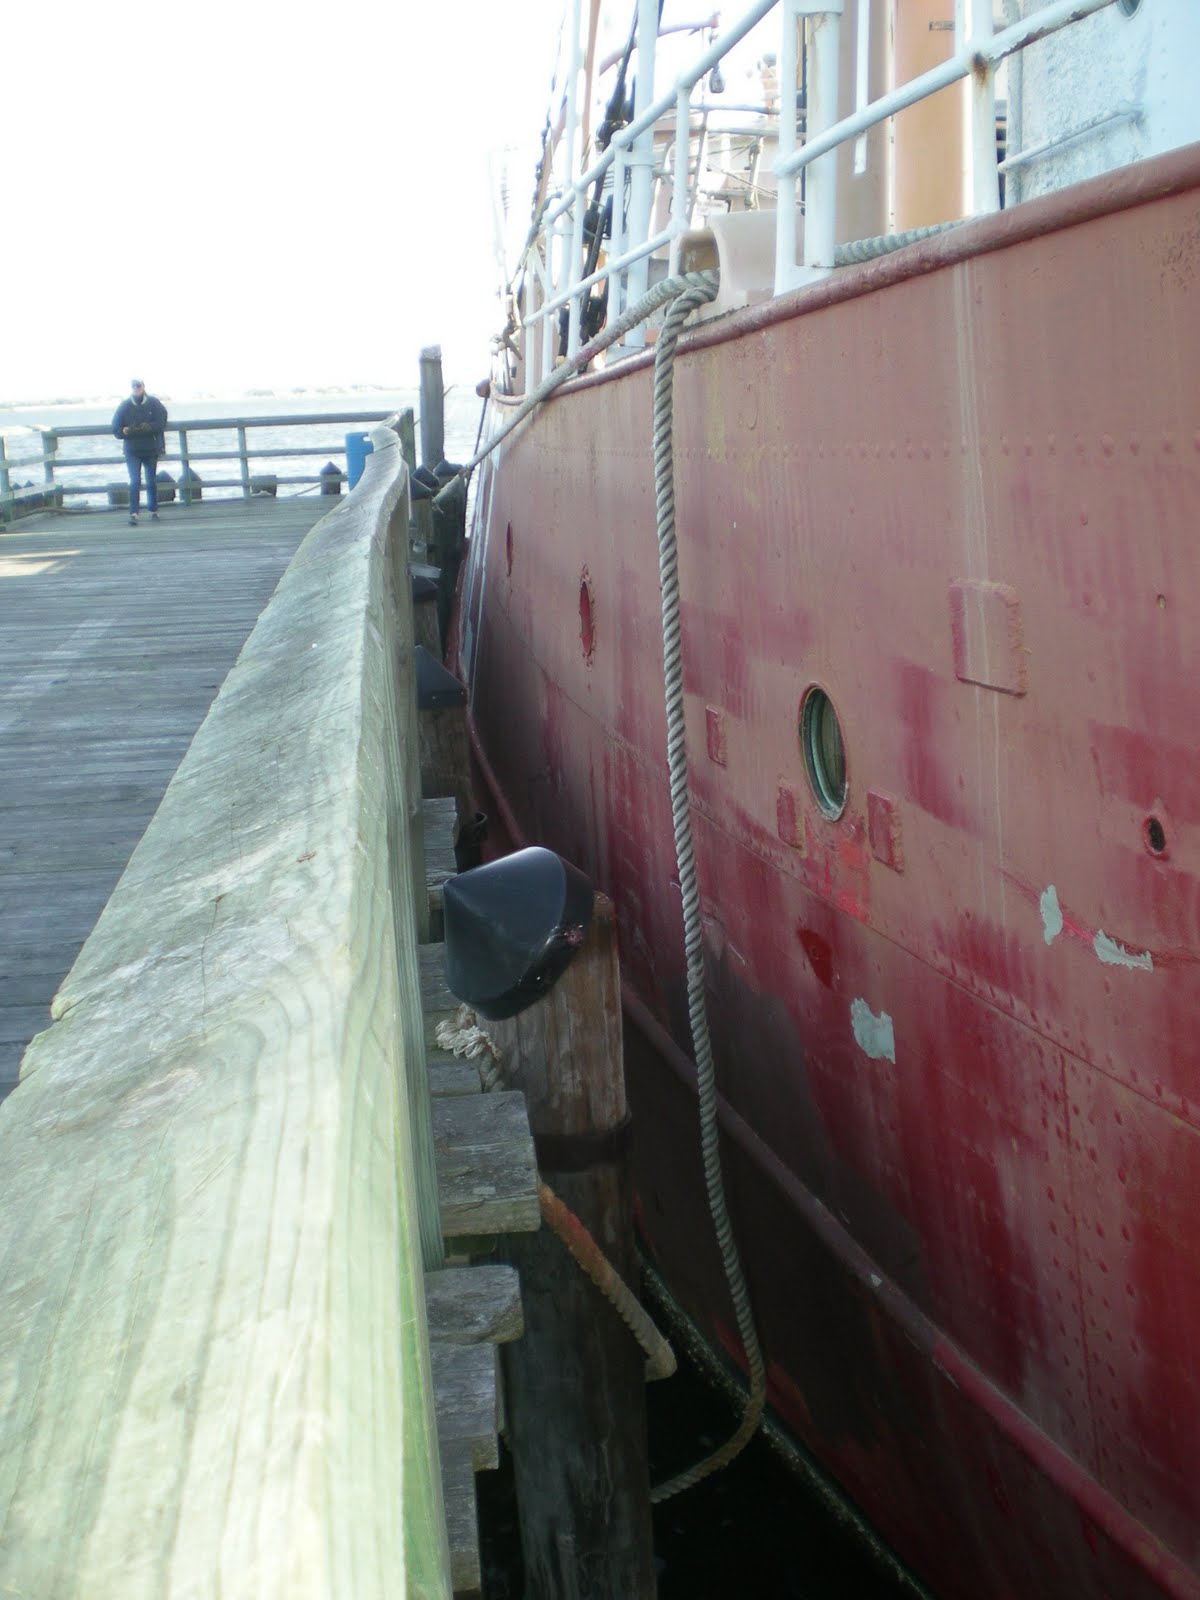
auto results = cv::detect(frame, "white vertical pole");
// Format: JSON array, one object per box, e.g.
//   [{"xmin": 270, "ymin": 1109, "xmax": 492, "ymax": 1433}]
[
  {"xmin": 623, "ymin": 0, "xmax": 659, "ymax": 349},
  {"xmin": 853, "ymin": 0, "xmax": 872, "ymax": 176},
  {"xmin": 610, "ymin": 137, "xmax": 629, "ymax": 323},
  {"xmin": 563, "ymin": 0, "xmax": 584, "ymax": 355},
  {"xmin": 668, "ymin": 86, "xmax": 692, "ymax": 273},
  {"xmin": 540, "ymin": 250, "xmax": 555, "ymax": 379},
  {"xmin": 543, "ymin": 287, "xmax": 555, "ymax": 376},
  {"xmin": 803, "ymin": 5, "xmax": 843, "ymax": 273},
  {"xmin": 568, "ymin": 183, "xmax": 587, "ymax": 356},
  {"xmin": 967, "ymin": 0, "xmax": 1000, "ymax": 214},
  {"xmin": 774, "ymin": 0, "xmax": 801, "ymax": 293}
]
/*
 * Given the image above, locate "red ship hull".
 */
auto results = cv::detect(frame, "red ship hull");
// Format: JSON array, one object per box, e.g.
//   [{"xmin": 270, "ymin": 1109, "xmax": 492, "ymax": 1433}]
[{"xmin": 454, "ymin": 145, "xmax": 1200, "ymax": 1599}]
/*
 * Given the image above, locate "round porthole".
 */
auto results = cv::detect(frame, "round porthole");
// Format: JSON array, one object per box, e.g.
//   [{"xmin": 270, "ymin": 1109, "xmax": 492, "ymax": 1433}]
[
  {"xmin": 1117, "ymin": 0, "xmax": 1141, "ymax": 15},
  {"xmin": 800, "ymin": 687, "xmax": 848, "ymax": 820}
]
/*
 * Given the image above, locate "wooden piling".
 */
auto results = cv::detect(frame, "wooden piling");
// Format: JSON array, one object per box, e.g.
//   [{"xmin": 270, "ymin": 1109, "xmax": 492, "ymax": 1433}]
[
  {"xmin": 487, "ymin": 894, "xmax": 657, "ymax": 1600},
  {"xmin": 398, "ymin": 407, "xmax": 417, "ymax": 474},
  {"xmin": 431, "ymin": 475, "xmax": 468, "ymax": 652},
  {"xmin": 420, "ymin": 345, "xmax": 445, "ymax": 470}
]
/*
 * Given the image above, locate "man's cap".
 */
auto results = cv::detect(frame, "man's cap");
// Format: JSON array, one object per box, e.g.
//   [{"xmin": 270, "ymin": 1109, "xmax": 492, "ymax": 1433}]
[{"xmin": 131, "ymin": 378, "xmax": 144, "ymax": 388}]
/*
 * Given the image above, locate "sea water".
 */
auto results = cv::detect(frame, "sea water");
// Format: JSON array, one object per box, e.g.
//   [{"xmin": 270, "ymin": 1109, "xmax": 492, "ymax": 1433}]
[{"xmin": 480, "ymin": 1349, "xmax": 921, "ymax": 1599}]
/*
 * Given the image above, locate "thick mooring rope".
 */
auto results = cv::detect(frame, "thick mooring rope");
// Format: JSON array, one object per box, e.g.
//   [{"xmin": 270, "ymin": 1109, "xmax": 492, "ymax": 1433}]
[
  {"xmin": 465, "ymin": 226, "xmax": 958, "ymax": 479},
  {"xmin": 833, "ymin": 219, "xmax": 959, "ymax": 265},
  {"xmin": 648, "ymin": 272, "xmax": 768, "ymax": 1503},
  {"xmin": 461, "ymin": 270, "xmax": 724, "ymax": 477},
  {"xmin": 452, "ymin": 223, "xmax": 956, "ymax": 1493},
  {"xmin": 435, "ymin": 1007, "xmax": 676, "ymax": 1382}
]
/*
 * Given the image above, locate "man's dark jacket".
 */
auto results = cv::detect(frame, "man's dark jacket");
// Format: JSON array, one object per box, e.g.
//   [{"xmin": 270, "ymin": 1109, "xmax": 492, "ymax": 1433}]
[{"xmin": 112, "ymin": 394, "xmax": 168, "ymax": 457}]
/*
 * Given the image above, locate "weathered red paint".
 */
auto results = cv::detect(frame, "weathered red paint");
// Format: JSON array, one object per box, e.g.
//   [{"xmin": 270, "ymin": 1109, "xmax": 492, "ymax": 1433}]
[{"xmin": 455, "ymin": 146, "xmax": 1200, "ymax": 1599}]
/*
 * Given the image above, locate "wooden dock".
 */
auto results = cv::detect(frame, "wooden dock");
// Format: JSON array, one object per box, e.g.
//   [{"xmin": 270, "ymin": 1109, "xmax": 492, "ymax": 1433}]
[
  {"xmin": 0, "ymin": 449, "xmax": 541, "ymax": 1596},
  {"xmin": 0, "ymin": 499, "xmax": 324, "ymax": 1098}
]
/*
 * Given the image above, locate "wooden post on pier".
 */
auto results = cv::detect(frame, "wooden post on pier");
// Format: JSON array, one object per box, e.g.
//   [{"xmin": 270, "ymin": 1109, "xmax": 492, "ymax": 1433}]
[
  {"xmin": 431, "ymin": 475, "xmax": 467, "ymax": 652},
  {"xmin": 487, "ymin": 894, "xmax": 656, "ymax": 1600},
  {"xmin": 398, "ymin": 407, "xmax": 417, "ymax": 475},
  {"xmin": 420, "ymin": 345, "xmax": 445, "ymax": 471}
]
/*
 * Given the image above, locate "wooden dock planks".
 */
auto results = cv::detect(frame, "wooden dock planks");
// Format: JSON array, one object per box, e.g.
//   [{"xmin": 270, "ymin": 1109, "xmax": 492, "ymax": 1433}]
[{"xmin": 0, "ymin": 501, "xmax": 322, "ymax": 1099}]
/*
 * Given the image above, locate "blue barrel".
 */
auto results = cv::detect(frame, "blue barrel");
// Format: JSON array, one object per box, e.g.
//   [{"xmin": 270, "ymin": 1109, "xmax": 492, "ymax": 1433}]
[{"xmin": 345, "ymin": 431, "xmax": 374, "ymax": 489}]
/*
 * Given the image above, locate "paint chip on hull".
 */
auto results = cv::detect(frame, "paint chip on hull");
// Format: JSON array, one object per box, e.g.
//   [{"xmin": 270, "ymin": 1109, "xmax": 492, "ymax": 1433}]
[
  {"xmin": 1093, "ymin": 931, "xmax": 1153, "ymax": 972},
  {"xmin": 851, "ymin": 998, "xmax": 895, "ymax": 1062},
  {"xmin": 1040, "ymin": 885, "xmax": 1063, "ymax": 946}
]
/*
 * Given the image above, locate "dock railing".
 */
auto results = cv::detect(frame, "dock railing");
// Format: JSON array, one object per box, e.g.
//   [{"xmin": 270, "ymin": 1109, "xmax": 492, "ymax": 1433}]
[
  {"xmin": 519, "ymin": 0, "xmax": 1118, "ymax": 380},
  {"xmin": 0, "ymin": 410, "xmax": 392, "ymax": 521},
  {"xmin": 0, "ymin": 423, "xmax": 453, "ymax": 1595}
]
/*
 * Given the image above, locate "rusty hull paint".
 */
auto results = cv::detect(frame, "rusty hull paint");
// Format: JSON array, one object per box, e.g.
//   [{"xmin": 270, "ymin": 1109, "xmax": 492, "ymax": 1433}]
[{"xmin": 458, "ymin": 148, "xmax": 1200, "ymax": 1599}]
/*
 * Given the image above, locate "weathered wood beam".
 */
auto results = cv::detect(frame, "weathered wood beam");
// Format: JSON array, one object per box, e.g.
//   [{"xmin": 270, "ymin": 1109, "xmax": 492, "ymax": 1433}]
[{"xmin": 0, "ymin": 429, "xmax": 452, "ymax": 1597}]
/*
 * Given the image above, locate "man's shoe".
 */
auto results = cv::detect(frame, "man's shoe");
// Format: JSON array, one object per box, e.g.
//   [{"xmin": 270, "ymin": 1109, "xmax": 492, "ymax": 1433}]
[
  {"xmin": 129, "ymin": 513, "xmax": 138, "ymax": 526},
  {"xmin": 150, "ymin": 512, "xmax": 160, "ymax": 522}
]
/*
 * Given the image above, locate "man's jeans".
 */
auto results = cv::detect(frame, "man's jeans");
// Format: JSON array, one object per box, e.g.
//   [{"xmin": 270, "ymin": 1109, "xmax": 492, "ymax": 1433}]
[{"xmin": 125, "ymin": 448, "xmax": 158, "ymax": 514}]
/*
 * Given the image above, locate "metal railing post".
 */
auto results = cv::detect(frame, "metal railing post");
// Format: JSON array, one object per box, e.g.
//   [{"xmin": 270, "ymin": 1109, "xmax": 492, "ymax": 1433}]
[
  {"xmin": 42, "ymin": 430, "xmax": 58, "ymax": 491},
  {"xmin": 179, "ymin": 428, "xmax": 193, "ymax": 505},
  {"xmin": 567, "ymin": 181, "xmax": 587, "ymax": 357},
  {"xmin": 669, "ymin": 85, "xmax": 692, "ymax": 275},
  {"xmin": 623, "ymin": 0, "xmax": 660, "ymax": 350},
  {"xmin": 775, "ymin": 0, "xmax": 802, "ymax": 293},
  {"xmin": 563, "ymin": 0, "xmax": 585, "ymax": 357},
  {"xmin": 853, "ymin": 0, "xmax": 873, "ymax": 176},
  {"xmin": 802, "ymin": 3, "xmax": 843, "ymax": 273},
  {"xmin": 610, "ymin": 135, "xmax": 630, "ymax": 324},
  {"xmin": 538, "ymin": 249, "xmax": 554, "ymax": 379},
  {"xmin": 237, "ymin": 426, "xmax": 251, "ymax": 498},
  {"xmin": 965, "ymin": 0, "xmax": 1000, "ymax": 215}
]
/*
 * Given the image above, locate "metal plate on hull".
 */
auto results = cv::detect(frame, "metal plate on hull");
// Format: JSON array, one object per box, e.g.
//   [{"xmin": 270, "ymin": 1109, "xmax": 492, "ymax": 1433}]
[{"xmin": 458, "ymin": 148, "xmax": 1200, "ymax": 1600}]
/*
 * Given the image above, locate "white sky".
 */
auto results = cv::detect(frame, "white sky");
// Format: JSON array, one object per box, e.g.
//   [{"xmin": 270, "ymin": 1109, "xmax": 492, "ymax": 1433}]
[{"xmin": 3, "ymin": 0, "xmax": 564, "ymax": 404}]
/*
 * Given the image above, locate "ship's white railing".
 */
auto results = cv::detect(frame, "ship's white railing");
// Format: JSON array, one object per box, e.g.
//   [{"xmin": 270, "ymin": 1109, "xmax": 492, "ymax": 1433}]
[
  {"xmin": 518, "ymin": 0, "xmax": 1119, "ymax": 383},
  {"xmin": 525, "ymin": 0, "xmax": 777, "ymax": 374},
  {"xmin": 774, "ymin": 0, "xmax": 1119, "ymax": 288}
]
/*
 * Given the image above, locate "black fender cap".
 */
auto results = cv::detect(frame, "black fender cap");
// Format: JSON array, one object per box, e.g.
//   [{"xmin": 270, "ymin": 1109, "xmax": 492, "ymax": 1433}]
[
  {"xmin": 443, "ymin": 848, "xmax": 594, "ymax": 1020},
  {"xmin": 414, "ymin": 645, "xmax": 466, "ymax": 710}
]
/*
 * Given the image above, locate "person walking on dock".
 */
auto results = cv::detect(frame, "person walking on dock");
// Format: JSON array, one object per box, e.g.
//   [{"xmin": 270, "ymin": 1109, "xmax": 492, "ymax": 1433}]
[{"xmin": 112, "ymin": 379, "xmax": 167, "ymax": 525}]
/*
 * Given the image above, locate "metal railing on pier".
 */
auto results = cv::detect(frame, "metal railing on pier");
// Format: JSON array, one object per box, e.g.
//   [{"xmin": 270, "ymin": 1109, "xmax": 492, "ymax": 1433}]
[{"xmin": 0, "ymin": 410, "xmax": 391, "ymax": 522}]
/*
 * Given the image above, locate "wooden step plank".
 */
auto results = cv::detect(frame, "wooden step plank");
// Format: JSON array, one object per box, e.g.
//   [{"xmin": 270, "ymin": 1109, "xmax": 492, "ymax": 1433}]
[
  {"xmin": 421, "ymin": 940, "xmax": 464, "ymax": 1054},
  {"xmin": 425, "ymin": 1264, "xmax": 524, "ymax": 1346},
  {"xmin": 434, "ymin": 1090, "xmax": 540, "ymax": 1237},
  {"xmin": 439, "ymin": 1436, "xmax": 482, "ymax": 1597},
  {"xmin": 420, "ymin": 939, "xmax": 458, "ymax": 1013},
  {"xmin": 432, "ymin": 1341, "xmax": 500, "ymax": 1472},
  {"xmin": 423, "ymin": 795, "xmax": 458, "ymax": 888},
  {"xmin": 429, "ymin": 1058, "xmax": 487, "ymax": 1098}
]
